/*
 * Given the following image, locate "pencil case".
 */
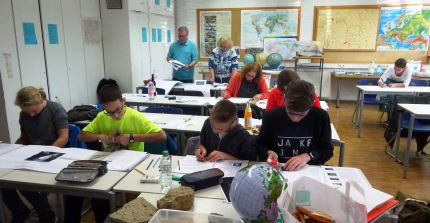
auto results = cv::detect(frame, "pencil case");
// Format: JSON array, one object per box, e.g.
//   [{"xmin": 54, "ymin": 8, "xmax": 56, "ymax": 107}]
[
  {"xmin": 180, "ymin": 168, "xmax": 224, "ymax": 190},
  {"xmin": 67, "ymin": 160, "xmax": 108, "ymax": 176},
  {"xmin": 55, "ymin": 167, "xmax": 99, "ymax": 183}
]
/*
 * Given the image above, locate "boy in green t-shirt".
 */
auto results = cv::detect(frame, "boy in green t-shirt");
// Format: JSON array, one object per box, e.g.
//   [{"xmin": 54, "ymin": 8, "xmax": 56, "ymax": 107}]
[{"xmin": 78, "ymin": 84, "xmax": 166, "ymax": 151}]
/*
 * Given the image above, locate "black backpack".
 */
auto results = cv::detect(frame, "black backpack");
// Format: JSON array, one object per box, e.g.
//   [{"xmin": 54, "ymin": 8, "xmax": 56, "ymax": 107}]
[{"xmin": 68, "ymin": 105, "xmax": 101, "ymax": 122}]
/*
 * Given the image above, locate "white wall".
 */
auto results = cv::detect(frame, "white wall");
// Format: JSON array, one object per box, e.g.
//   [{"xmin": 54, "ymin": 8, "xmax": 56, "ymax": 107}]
[
  {"xmin": 176, "ymin": 0, "xmax": 430, "ymax": 100},
  {"xmin": 0, "ymin": 0, "xmax": 24, "ymax": 142}
]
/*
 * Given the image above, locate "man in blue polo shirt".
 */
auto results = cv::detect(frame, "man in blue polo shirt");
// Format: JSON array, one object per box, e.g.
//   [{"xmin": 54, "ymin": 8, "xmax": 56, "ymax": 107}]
[{"xmin": 166, "ymin": 26, "xmax": 198, "ymax": 83}]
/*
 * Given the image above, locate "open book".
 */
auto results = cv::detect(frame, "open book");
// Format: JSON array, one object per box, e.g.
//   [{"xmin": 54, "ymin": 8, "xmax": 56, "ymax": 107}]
[
  {"xmin": 168, "ymin": 59, "xmax": 186, "ymax": 70},
  {"xmin": 282, "ymin": 165, "xmax": 393, "ymax": 213},
  {"xmin": 173, "ymin": 155, "xmax": 248, "ymax": 177}
]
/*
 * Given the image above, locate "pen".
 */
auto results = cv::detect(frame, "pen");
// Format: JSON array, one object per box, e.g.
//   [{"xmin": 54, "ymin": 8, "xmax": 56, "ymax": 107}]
[
  {"xmin": 178, "ymin": 160, "xmax": 181, "ymax": 171},
  {"xmin": 153, "ymin": 157, "xmax": 160, "ymax": 168},
  {"xmin": 134, "ymin": 168, "xmax": 147, "ymax": 176},
  {"xmin": 146, "ymin": 159, "xmax": 154, "ymax": 170}
]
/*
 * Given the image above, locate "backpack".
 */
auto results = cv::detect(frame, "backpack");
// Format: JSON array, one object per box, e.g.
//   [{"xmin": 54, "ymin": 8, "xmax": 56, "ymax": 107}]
[
  {"xmin": 68, "ymin": 105, "xmax": 101, "ymax": 122},
  {"xmin": 399, "ymin": 199, "xmax": 430, "ymax": 223}
]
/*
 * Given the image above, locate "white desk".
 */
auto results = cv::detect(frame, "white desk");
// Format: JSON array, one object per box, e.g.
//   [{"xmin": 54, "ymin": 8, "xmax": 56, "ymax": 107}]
[
  {"xmin": 172, "ymin": 83, "xmax": 227, "ymax": 97},
  {"xmin": 113, "ymin": 155, "xmax": 226, "ymax": 200},
  {"xmin": 353, "ymin": 85, "xmax": 430, "ymax": 137},
  {"xmin": 124, "ymin": 94, "xmax": 212, "ymax": 115},
  {"xmin": 138, "ymin": 193, "xmax": 240, "ymax": 219},
  {"xmin": 395, "ymin": 104, "xmax": 430, "ymax": 178}
]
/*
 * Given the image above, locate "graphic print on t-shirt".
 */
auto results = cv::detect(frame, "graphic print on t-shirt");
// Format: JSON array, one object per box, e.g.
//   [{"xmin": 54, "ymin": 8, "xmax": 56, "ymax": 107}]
[{"xmin": 276, "ymin": 136, "xmax": 312, "ymax": 160}]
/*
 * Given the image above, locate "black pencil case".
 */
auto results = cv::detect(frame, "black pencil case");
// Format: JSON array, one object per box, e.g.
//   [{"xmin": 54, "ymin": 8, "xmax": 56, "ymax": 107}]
[
  {"xmin": 67, "ymin": 160, "xmax": 108, "ymax": 176},
  {"xmin": 180, "ymin": 168, "xmax": 224, "ymax": 190},
  {"xmin": 55, "ymin": 167, "xmax": 99, "ymax": 183}
]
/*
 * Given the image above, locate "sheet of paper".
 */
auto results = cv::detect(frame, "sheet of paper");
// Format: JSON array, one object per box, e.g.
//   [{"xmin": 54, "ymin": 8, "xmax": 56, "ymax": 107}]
[
  {"xmin": 282, "ymin": 165, "xmax": 325, "ymax": 186},
  {"xmin": 173, "ymin": 155, "xmax": 249, "ymax": 177},
  {"xmin": 156, "ymin": 80, "xmax": 180, "ymax": 95},
  {"xmin": 255, "ymin": 99, "xmax": 267, "ymax": 110},
  {"xmin": 0, "ymin": 144, "xmax": 25, "ymax": 156},
  {"xmin": 103, "ymin": 150, "xmax": 149, "ymax": 171},
  {"xmin": 321, "ymin": 166, "xmax": 372, "ymax": 189}
]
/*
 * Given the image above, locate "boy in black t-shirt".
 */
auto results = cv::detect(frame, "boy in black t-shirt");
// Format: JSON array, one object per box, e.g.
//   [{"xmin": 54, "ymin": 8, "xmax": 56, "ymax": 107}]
[{"xmin": 258, "ymin": 80, "xmax": 333, "ymax": 171}]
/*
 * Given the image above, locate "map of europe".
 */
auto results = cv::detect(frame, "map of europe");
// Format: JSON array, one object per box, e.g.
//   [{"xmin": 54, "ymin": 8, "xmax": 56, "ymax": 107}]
[{"xmin": 377, "ymin": 7, "xmax": 430, "ymax": 51}]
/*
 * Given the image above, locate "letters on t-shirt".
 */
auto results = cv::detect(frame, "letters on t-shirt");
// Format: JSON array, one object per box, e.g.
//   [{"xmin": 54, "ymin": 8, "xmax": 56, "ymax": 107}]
[{"xmin": 276, "ymin": 136, "xmax": 312, "ymax": 158}]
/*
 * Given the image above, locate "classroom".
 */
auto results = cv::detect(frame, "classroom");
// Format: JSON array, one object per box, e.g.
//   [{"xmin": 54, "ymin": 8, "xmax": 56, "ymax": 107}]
[{"xmin": 0, "ymin": 0, "xmax": 430, "ymax": 222}]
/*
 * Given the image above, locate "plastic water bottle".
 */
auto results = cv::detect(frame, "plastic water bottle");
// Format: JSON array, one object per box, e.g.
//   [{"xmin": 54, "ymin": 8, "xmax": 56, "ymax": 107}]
[
  {"xmin": 160, "ymin": 150, "xmax": 172, "ymax": 191},
  {"xmin": 148, "ymin": 81, "xmax": 155, "ymax": 101},
  {"xmin": 368, "ymin": 60, "xmax": 376, "ymax": 74}
]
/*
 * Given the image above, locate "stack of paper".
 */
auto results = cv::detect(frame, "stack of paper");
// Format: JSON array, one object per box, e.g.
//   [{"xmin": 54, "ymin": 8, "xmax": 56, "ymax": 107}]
[
  {"xmin": 173, "ymin": 155, "xmax": 248, "ymax": 177},
  {"xmin": 168, "ymin": 60, "xmax": 186, "ymax": 70},
  {"xmin": 0, "ymin": 145, "xmax": 97, "ymax": 173},
  {"xmin": 282, "ymin": 165, "xmax": 393, "ymax": 213},
  {"xmin": 103, "ymin": 150, "xmax": 149, "ymax": 171}
]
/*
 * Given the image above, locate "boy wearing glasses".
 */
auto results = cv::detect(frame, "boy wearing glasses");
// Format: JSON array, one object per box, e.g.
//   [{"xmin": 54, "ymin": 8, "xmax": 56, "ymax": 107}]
[
  {"xmin": 195, "ymin": 99, "xmax": 256, "ymax": 161},
  {"xmin": 258, "ymin": 80, "xmax": 333, "ymax": 171},
  {"xmin": 79, "ymin": 84, "xmax": 166, "ymax": 152}
]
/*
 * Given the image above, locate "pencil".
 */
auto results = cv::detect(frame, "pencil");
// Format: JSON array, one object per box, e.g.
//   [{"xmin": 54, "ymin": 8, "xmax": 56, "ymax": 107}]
[
  {"xmin": 153, "ymin": 157, "xmax": 160, "ymax": 167},
  {"xmin": 134, "ymin": 168, "xmax": 147, "ymax": 176},
  {"xmin": 178, "ymin": 160, "xmax": 181, "ymax": 171},
  {"xmin": 146, "ymin": 159, "xmax": 154, "ymax": 170}
]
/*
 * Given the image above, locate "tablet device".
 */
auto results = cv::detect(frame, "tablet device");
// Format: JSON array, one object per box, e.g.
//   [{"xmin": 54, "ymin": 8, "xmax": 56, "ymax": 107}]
[
  {"xmin": 194, "ymin": 80, "xmax": 207, "ymax": 86},
  {"xmin": 220, "ymin": 177, "xmax": 234, "ymax": 202}
]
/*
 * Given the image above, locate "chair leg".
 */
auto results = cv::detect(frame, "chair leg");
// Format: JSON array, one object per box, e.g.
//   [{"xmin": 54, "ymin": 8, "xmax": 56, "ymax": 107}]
[
  {"xmin": 384, "ymin": 132, "xmax": 402, "ymax": 163},
  {"xmin": 378, "ymin": 111, "xmax": 386, "ymax": 125}
]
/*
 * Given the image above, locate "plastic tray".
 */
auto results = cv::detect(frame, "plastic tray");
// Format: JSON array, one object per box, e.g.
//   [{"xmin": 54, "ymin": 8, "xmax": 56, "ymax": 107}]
[{"xmin": 148, "ymin": 209, "xmax": 243, "ymax": 223}]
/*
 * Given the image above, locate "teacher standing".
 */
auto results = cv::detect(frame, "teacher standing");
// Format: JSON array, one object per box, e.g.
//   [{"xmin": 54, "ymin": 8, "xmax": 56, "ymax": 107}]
[{"xmin": 166, "ymin": 26, "xmax": 198, "ymax": 83}]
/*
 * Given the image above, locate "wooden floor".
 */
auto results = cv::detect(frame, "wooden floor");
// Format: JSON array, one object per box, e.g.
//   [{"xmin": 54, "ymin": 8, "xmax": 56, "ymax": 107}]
[
  {"xmin": 81, "ymin": 101, "xmax": 430, "ymax": 222},
  {"xmin": 325, "ymin": 101, "xmax": 430, "ymax": 199}
]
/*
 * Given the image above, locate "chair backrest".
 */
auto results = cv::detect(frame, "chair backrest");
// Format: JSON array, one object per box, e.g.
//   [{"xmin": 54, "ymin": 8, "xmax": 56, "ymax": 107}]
[
  {"xmin": 145, "ymin": 106, "xmax": 183, "ymax": 114},
  {"xmin": 358, "ymin": 79, "xmax": 379, "ymax": 86},
  {"xmin": 172, "ymin": 90, "xmax": 204, "ymax": 96},
  {"xmin": 409, "ymin": 80, "xmax": 428, "ymax": 87},
  {"xmin": 136, "ymin": 86, "xmax": 166, "ymax": 95},
  {"xmin": 67, "ymin": 124, "xmax": 87, "ymax": 148},
  {"xmin": 184, "ymin": 136, "xmax": 200, "ymax": 155},
  {"xmin": 144, "ymin": 134, "xmax": 178, "ymax": 155}
]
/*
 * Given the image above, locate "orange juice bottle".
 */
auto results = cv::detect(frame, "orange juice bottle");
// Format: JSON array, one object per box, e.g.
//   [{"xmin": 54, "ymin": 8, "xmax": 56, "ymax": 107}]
[{"xmin": 244, "ymin": 101, "xmax": 252, "ymax": 130}]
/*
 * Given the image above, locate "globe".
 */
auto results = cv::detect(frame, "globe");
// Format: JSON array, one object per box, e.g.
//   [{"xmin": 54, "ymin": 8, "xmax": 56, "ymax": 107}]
[
  {"xmin": 255, "ymin": 52, "xmax": 267, "ymax": 65},
  {"xmin": 230, "ymin": 163, "xmax": 286, "ymax": 222},
  {"xmin": 266, "ymin": 53, "xmax": 283, "ymax": 69},
  {"xmin": 243, "ymin": 54, "xmax": 255, "ymax": 65}
]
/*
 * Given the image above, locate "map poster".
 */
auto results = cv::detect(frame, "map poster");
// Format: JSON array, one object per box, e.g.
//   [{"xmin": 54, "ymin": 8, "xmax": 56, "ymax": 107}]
[
  {"xmin": 315, "ymin": 8, "xmax": 379, "ymax": 51},
  {"xmin": 241, "ymin": 9, "xmax": 299, "ymax": 49},
  {"xmin": 263, "ymin": 37, "xmax": 297, "ymax": 60},
  {"xmin": 377, "ymin": 6, "xmax": 430, "ymax": 51},
  {"xmin": 199, "ymin": 11, "xmax": 231, "ymax": 58}
]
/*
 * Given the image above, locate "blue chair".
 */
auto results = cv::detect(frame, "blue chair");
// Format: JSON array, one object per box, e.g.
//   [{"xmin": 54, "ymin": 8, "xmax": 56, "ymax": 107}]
[
  {"xmin": 136, "ymin": 86, "xmax": 166, "ymax": 95},
  {"xmin": 358, "ymin": 79, "xmax": 383, "ymax": 105},
  {"xmin": 144, "ymin": 106, "xmax": 183, "ymax": 114},
  {"xmin": 144, "ymin": 135, "xmax": 178, "ymax": 155},
  {"xmin": 67, "ymin": 124, "xmax": 87, "ymax": 148},
  {"xmin": 409, "ymin": 79, "xmax": 428, "ymax": 87}
]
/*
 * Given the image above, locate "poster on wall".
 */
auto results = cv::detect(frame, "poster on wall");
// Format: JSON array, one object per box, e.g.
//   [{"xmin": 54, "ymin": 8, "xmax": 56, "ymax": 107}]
[
  {"xmin": 377, "ymin": 6, "xmax": 430, "ymax": 51},
  {"xmin": 263, "ymin": 37, "xmax": 297, "ymax": 60},
  {"xmin": 241, "ymin": 9, "xmax": 299, "ymax": 49},
  {"xmin": 199, "ymin": 11, "xmax": 232, "ymax": 58}
]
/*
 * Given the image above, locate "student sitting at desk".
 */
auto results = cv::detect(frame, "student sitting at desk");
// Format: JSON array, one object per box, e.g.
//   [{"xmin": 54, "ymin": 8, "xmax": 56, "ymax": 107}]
[
  {"xmin": 223, "ymin": 62, "xmax": 268, "ymax": 101},
  {"xmin": 70, "ymin": 84, "xmax": 166, "ymax": 223},
  {"xmin": 208, "ymin": 36, "xmax": 238, "ymax": 84},
  {"xmin": 378, "ymin": 58, "xmax": 412, "ymax": 88},
  {"xmin": 266, "ymin": 69, "xmax": 321, "ymax": 111},
  {"xmin": 2, "ymin": 86, "xmax": 68, "ymax": 223},
  {"xmin": 258, "ymin": 80, "xmax": 333, "ymax": 171},
  {"xmin": 78, "ymin": 84, "xmax": 166, "ymax": 151},
  {"xmin": 195, "ymin": 99, "xmax": 256, "ymax": 161}
]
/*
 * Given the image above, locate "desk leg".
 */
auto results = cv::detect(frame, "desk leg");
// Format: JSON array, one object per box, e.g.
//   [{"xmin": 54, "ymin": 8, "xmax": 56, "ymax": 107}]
[
  {"xmin": 394, "ymin": 111, "xmax": 403, "ymax": 162},
  {"xmin": 357, "ymin": 90, "xmax": 364, "ymax": 137},
  {"xmin": 109, "ymin": 191, "xmax": 116, "ymax": 212},
  {"xmin": 0, "ymin": 189, "xmax": 6, "ymax": 223},
  {"xmin": 403, "ymin": 114, "xmax": 415, "ymax": 179},
  {"xmin": 336, "ymin": 78, "xmax": 340, "ymax": 108},
  {"xmin": 339, "ymin": 141, "xmax": 345, "ymax": 167}
]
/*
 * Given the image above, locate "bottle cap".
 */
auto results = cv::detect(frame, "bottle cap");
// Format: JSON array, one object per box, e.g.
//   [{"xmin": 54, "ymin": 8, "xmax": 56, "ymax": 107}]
[{"xmin": 162, "ymin": 150, "xmax": 169, "ymax": 156}]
